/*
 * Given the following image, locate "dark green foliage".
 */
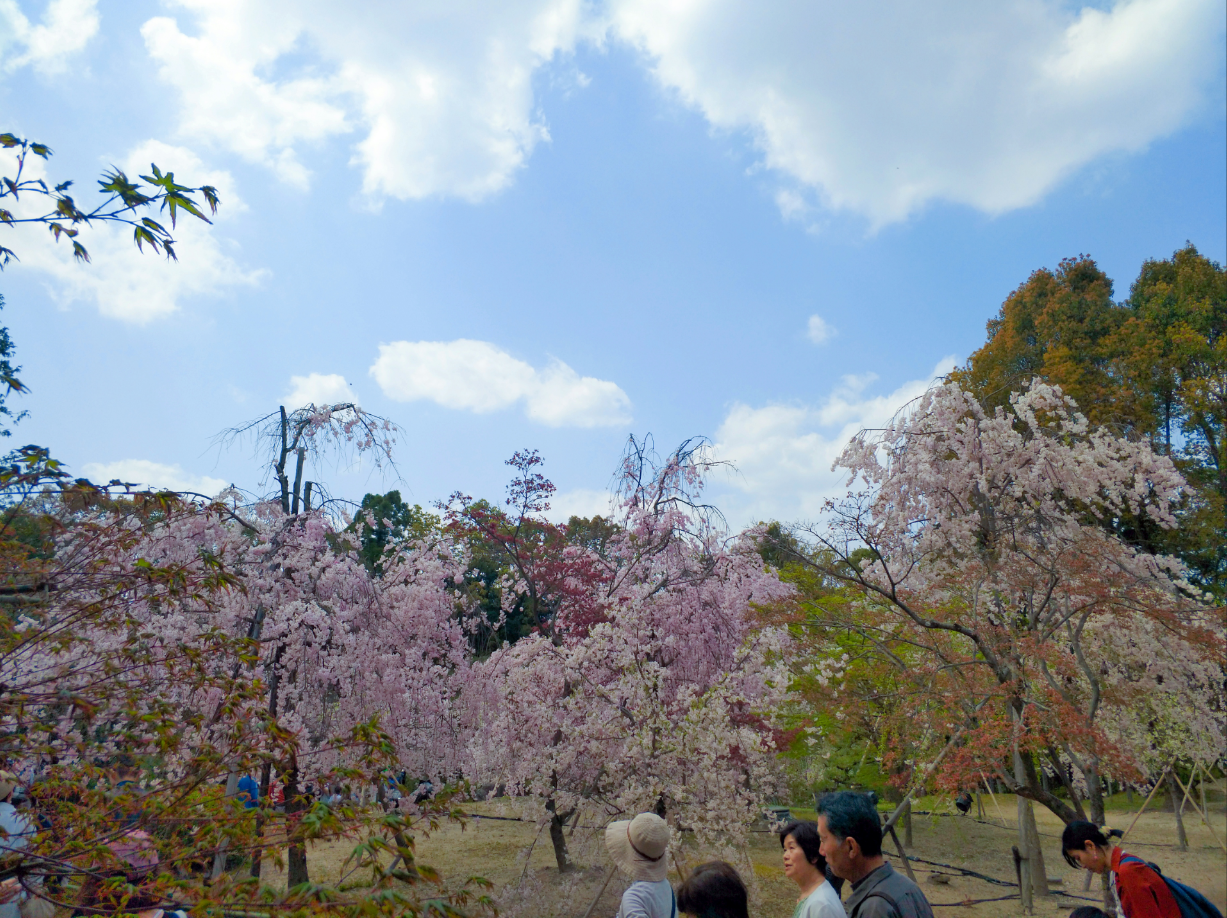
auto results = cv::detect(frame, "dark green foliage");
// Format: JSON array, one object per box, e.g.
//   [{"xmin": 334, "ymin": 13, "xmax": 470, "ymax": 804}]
[
  {"xmin": 955, "ymin": 245, "xmax": 1226, "ymax": 596},
  {"xmin": 352, "ymin": 490, "xmax": 439, "ymax": 574}
]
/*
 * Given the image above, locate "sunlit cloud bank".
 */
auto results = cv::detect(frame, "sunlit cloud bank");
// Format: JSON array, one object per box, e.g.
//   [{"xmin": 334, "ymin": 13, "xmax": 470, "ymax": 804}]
[
  {"xmin": 120, "ymin": 0, "xmax": 1226, "ymax": 224},
  {"xmin": 81, "ymin": 458, "xmax": 229, "ymax": 496},
  {"xmin": 711, "ymin": 357, "xmax": 958, "ymax": 526},
  {"xmin": 610, "ymin": 0, "xmax": 1224, "ymax": 226},
  {"xmin": 286, "ymin": 372, "xmax": 357, "ymax": 408},
  {"xmin": 370, "ymin": 339, "xmax": 632, "ymax": 428}
]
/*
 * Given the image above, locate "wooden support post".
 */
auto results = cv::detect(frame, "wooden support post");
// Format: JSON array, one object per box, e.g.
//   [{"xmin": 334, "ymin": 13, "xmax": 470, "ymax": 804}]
[
  {"xmin": 980, "ymin": 771, "xmax": 1006, "ymax": 824},
  {"xmin": 1172, "ymin": 767, "xmax": 1226, "ymax": 852},
  {"xmin": 581, "ymin": 865, "xmax": 619, "ymax": 918},
  {"xmin": 888, "ymin": 825, "xmax": 919, "ymax": 885},
  {"xmin": 1122, "ymin": 762, "xmax": 1172, "ymax": 842}
]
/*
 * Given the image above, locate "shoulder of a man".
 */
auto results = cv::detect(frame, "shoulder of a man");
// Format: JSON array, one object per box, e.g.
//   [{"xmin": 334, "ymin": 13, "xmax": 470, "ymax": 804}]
[{"xmin": 850, "ymin": 864, "xmax": 934, "ymax": 918}]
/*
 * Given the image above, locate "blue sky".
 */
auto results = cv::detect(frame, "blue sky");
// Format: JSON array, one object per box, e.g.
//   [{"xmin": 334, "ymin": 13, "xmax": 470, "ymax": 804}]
[{"xmin": 1, "ymin": 0, "xmax": 1224, "ymax": 527}]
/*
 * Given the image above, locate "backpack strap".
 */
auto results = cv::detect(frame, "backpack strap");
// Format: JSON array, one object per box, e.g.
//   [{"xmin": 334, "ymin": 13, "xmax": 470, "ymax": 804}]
[
  {"xmin": 858, "ymin": 889, "xmax": 901, "ymax": 916},
  {"xmin": 670, "ymin": 887, "xmax": 676, "ymax": 918},
  {"xmin": 1117, "ymin": 854, "xmax": 1164, "ymax": 875}
]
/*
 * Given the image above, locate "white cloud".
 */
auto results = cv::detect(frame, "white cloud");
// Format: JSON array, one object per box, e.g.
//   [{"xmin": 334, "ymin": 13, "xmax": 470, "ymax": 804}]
[
  {"xmin": 81, "ymin": 459, "xmax": 229, "ymax": 496},
  {"xmin": 133, "ymin": 1, "xmax": 1222, "ymax": 220},
  {"xmin": 287, "ymin": 372, "xmax": 356, "ymax": 408},
  {"xmin": 1, "ymin": 0, "xmax": 99, "ymax": 75},
  {"xmin": 607, "ymin": 0, "xmax": 1225, "ymax": 226},
  {"xmin": 806, "ymin": 315, "xmax": 834, "ymax": 345},
  {"xmin": 3, "ymin": 140, "xmax": 263, "ymax": 323},
  {"xmin": 369, "ymin": 339, "xmax": 632, "ymax": 428},
  {"xmin": 139, "ymin": 0, "xmax": 586, "ymax": 199},
  {"xmin": 711, "ymin": 357, "xmax": 957, "ymax": 525},
  {"xmin": 546, "ymin": 487, "xmax": 614, "ymax": 523}
]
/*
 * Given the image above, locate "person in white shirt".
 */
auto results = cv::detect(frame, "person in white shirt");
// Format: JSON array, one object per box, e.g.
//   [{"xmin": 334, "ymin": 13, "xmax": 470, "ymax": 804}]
[
  {"xmin": 604, "ymin": 812, "xmax": 676, "ymax": 918},
  {"xmin": 780, "ymin": 819, "xmax": 846, "ymax": 918}
]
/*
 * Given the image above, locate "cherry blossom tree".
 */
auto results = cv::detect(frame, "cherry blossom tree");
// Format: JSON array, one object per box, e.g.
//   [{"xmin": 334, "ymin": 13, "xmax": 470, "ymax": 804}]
[
  {"xmin": 467, "ymin": 441, "xmax": 793, "ymax": 873},
  {"xmin": 218, "ymin": 403, "xmax": 399, "ymax": 515},
  {"xmin": 0, "ymin": 450, "xmax": 486, "ymax": 917},
  {"xmin": 775, "ymin": 380, "xmax": 1225, "ymax": 832}
]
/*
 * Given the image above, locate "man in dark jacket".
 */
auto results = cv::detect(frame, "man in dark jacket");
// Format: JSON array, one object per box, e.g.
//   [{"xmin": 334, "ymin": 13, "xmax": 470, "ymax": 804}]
[{"xmin": 816, "ymin": 792, "xmax": 934, "ymax": 918}]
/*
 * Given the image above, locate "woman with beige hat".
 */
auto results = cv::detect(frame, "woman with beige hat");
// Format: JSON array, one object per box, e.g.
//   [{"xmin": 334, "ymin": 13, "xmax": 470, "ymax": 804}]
[{"xmin": 605, "ymin": 812, "xmax": 676, "ymax": 918}]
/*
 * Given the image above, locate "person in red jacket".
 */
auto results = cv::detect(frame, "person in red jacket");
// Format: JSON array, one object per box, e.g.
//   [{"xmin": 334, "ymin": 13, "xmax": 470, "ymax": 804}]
[{"xmin": 1061, "ymin": 821, "xmax": 1180, "ymax": 918}]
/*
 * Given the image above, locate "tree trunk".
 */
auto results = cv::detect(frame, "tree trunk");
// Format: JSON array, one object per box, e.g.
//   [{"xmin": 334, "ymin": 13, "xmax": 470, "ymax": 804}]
[
  {"xmin": 1013, "ymin": 705, "xmax": 1047, "ymax": 906},
  {"xmin": 1023, "ymin": 799, "xmax": 1049, "ymax": 897},
  {"xmin": 1199, "ymin": 771, "xmax": 1208, "ymax": 827},
  {"xmin": 1014, "ymin": 737, "xmax": 1034, "ymax": 913},
  {"xmin": 902, "ymin": 798, "xmax": 913, "ymax": 848},
  {"xmin": 291, "ymin": 447, "xmax": 305, "ymax": 514},
  {"xmin": 1168, "ymin": 771, "xmax": 1188, "ymax": 851},
  {"xmin": 546, "ymin": 806, "xmax": 575, "ymax": 873},
  {"xmin": 277, "ymin": 407, "xmax": 291, "ymax": 514},
  {"xmin": 1085, "ymin": 759, "xmax": 1106, "ymax": 827},
  {"xmin": 285, "ymin": 759, "xmax": 309, "ymax": 886}
]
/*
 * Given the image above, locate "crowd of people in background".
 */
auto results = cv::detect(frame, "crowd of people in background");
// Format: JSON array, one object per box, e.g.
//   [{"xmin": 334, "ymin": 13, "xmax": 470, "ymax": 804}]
[
  {"xmin": 605, "ymin": 791, "xmax": 1224, "ymax": 918},
  {"xmin": 0, "ymin": 763, "xmax": 1220, "ymax": 918}
]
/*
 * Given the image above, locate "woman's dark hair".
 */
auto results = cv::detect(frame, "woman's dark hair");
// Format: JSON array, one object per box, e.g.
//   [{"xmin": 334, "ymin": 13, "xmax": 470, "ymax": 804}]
[
  {"xmin": 1060, "ymin": 821, "xmax": 1122, "ymax": 868},
  {"xmin": 1069, "ymin": 908, "xmax": 1110, "ymax": 918},
  {"xmin": 815, "ymin": 792, "xmax": 883, "ymax": 858},
  {"xmin": 779, "ymin": 820, "xmax": 827, "ymax": 872},
  {"xmin": 677, "ymin": 861, "xmax": 748, "ymax": 918}
]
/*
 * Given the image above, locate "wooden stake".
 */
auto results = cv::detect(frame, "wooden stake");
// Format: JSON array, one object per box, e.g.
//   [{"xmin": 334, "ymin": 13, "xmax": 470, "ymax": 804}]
[
  {"xmin": 1121, "ymin": 762, "xmax": 1172, "ymax": 842},
  {"xmin": 581, "ymin": 866, "xmax": 618, "ymax": 918},
  {"xmin": 888, "ymin": 825, "xmax": 919, "ymax": 885},
  {"xmin": 980, "ymin": 771, "xmax": 1006, "ymax": 824},
  {"xmin": 1172, "ymin": 767, "xmax": 1226, "ymax": 852}
]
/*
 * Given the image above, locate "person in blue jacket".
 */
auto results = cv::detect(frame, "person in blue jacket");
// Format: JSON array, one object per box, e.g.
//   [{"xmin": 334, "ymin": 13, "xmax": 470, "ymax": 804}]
[{"xmin": 237, "ymin": 773, "xmax": 260, "ymax": 809}]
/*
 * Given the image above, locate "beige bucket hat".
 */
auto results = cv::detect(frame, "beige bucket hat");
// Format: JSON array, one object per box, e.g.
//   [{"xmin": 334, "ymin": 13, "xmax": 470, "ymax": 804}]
[
  {"xmin": 605, "ymin": 812, "xmax": 671, "ymax": 883},
  {"xmin": 0, "ymin": 771, "xmax": 18, "ymax": 801}
]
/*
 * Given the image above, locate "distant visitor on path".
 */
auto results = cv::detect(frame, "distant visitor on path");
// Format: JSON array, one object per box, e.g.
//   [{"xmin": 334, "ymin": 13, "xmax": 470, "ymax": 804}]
[
  {"xmin": 779, "ymin": 819, "xmax": 846, "ymax": 918},
  {"xmin": 237, "ymin": 772, "xmax": 260, "ymax": 809},
  {"xmin": 677, "ymin": 860, "xmax": 748, "ymax": 918},
  {"xmin": 1061, "ymin": 821, "xmax": 1224, "ymax": 918},
  {"xmin": 815, "ymin": 792, "xmax": 934, "ymax": 918},
  {"xmin": 605, "ymin": 812, "xmax": 676, "ymax": 918}
]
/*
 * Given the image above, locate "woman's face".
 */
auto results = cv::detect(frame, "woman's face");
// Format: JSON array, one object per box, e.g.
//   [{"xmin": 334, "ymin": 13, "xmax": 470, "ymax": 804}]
[
  {"xmin": 1067, "ymin": 842, "xmax": 1108, "ymax": 874},
  {"xmin": 782, "ymin": 834, "xmax": 819, "ymax": 887}
]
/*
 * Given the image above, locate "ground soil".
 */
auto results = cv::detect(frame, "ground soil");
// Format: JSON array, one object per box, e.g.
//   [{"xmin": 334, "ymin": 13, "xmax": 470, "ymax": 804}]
[{"xmin": 258, "ymin": 788, "xmax": 1227, "ymax": 917}]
